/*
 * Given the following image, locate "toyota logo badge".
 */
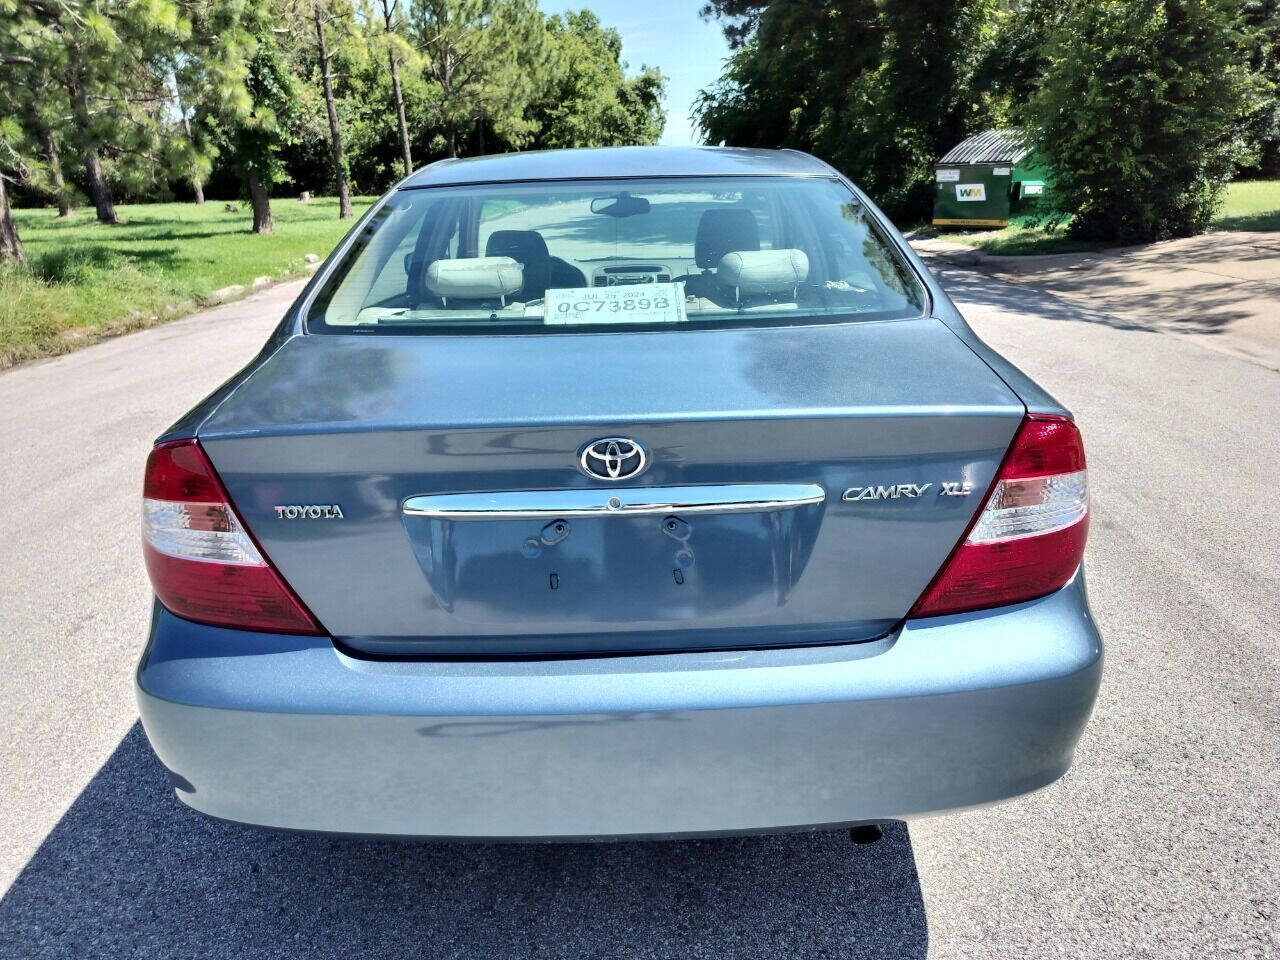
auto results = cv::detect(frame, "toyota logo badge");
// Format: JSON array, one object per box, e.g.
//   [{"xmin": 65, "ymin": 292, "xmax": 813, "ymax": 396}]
[{"xmin": 579, "ymin": 438, "xmax": 647, "ymax": 481}]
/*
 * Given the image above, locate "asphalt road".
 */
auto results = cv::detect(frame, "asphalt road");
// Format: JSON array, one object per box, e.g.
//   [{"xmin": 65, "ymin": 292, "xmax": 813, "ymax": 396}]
[{"xmin": 1, "ymin": 269, "xmax": 1276, "ymax": 959}]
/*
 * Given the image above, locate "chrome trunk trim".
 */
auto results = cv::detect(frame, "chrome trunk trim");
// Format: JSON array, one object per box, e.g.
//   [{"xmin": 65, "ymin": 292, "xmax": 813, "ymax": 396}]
[{"xmin": 402, "ymin": 483, "xmax": 826, "ymax": 520}]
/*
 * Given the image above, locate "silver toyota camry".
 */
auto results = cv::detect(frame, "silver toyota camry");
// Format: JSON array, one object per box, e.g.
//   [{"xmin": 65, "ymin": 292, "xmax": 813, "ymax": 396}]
[{"xmin": 136, "ymin": 146, "xmax": 1102, "ymax": 839}]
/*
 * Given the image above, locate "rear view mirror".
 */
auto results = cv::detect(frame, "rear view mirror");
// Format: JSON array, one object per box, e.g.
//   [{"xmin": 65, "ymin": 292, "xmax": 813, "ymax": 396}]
[{"xmin": 590, "ymin": 191, "xmax": 651, "ymax": 218}]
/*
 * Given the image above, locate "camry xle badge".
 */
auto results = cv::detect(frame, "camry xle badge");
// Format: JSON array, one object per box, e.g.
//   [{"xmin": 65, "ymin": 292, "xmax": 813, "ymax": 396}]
[
  {"xmin": 579, "ymin": 438, "xmax": 647, "ymax": 481},
  {"xmin": 274, "ymin": 504, "xmax": 344, "ymax": 519},
  {"xmin": 843, "ymin": 484, "xmax": 932, "ymax": 501}
]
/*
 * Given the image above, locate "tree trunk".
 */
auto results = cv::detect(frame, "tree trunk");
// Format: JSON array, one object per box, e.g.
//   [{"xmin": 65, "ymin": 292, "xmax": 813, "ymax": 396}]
[
  {"xmin": 43, "ymin": 130, "xmax": 73, "ymax": 217},
  {"xmin": 247, "ymin": 169, "xmax": 273, "ymax": 234},
  {"xmin": 441, "ymin": 51, "xmax": 457, "ymax": 158},
  {"xmin": 69, "ymin": 76, "xmax": 118, "ymax": 224},
  {"xmin": 173, "ymin": 74, "xmax": 206, "ymax": 204},
  {"xmin": 0, "ymin": 174, "xmax": 26, "ymax": 264},
  {"xmin": 66, "ymin": 58, "xmax": 116, "ymax": 222},
  {"xmin": 380, "ymin": 0, "xmax": 412, "ymax": 176},
  {"xmin": 388, "ymin": 50, "xmax": 413, "ymax": 177},
  {"xmin": 476, "ymin": 104, "xmax": 486, "ymax": 156},
  {"xmin": 181, "ymin": 116, "xmax": 205, "ymax": 204},
  {"xmin": 83, "ymin": 147, "xmax": 118, "ymax": 224},
  {"xmin": 313, "ymin": 1, "xmax": 353, "ymax": 219}
]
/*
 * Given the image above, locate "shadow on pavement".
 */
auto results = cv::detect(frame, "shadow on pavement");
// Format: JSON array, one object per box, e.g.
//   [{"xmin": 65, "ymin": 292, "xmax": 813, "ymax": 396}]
[
  {"xmin": 929, "ymin": 258, "xmax": 1255, "ymax": 337},
  {"xmin": 929, "ymin": 262, "xmax": 1156, "ymax": 333},
  {"xmin": 0, "ymin": 724, "xmax": 928, "ymax": 960}
]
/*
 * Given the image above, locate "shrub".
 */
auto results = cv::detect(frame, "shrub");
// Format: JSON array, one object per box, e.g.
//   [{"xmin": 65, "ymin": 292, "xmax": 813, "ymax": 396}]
[{"xmin": 1024, "ymin": 0, "xmax": 1264, "ymax": 243}]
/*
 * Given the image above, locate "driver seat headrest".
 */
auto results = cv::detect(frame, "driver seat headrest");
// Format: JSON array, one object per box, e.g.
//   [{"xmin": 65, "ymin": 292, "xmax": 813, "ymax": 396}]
[{"xmin": 485, "ymin": 230, "xmax": 552, "ymax": 299}]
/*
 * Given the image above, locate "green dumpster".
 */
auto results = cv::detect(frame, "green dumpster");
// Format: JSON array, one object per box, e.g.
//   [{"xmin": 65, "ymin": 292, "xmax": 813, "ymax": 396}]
[{"xmin": 933, "ymin": 129, "xmax": 1052, "ymax": 228}]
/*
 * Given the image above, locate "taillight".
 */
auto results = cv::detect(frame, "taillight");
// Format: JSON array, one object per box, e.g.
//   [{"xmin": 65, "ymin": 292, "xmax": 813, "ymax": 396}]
[
  {"xmin": 142, "ymin": 439, "xmax": 323, "ymax": 634},
  {"xmin": 910, "ymin": 414, "xmax": 1089, "ymax": 618}
]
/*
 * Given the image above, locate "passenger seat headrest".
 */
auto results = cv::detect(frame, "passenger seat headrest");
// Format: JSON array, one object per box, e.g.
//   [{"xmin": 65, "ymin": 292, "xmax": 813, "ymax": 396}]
[
  {"xmin": 695, "ymin": 208, "xmax": 760, "ymax": 269},
  {"xmin": 425, "ymin": 256, "xmax": 524, "ymax": 302},
  {"xmin": 716, "ymin": 249, "xmax": 810, "ymax": 297}
]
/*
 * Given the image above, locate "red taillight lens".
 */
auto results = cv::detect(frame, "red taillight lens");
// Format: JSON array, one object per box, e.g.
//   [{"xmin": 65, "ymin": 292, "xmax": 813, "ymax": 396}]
[
  {"xmin": 142, "ymin": 439, "xmax": 323, "ymax": 635},
  {"xmin": 910, "ymin": 414, "xmax": 1089, "ymax": 618}
]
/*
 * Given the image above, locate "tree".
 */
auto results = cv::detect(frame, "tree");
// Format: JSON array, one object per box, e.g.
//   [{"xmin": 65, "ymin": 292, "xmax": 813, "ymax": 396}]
[
  {"xmin": 0, "ymin": 29, "xmax": 76, "ymax": 219},
  {"xmin": 40, "ymin": 127, "xmax": 75, "ymax": 217},
  {"xmin": 695, "ymin": 0, "xmax": 998, "ymax": 223},
  {"xmin": 6, "ymin": 0, "xmax": 255, "ymax": 223},
  {"xmin": 409, "ymin": 0, "xmax": 548, "ymax": 158},
  {"xmin": 1, "ymin": 31, "xmax": 44, "ymax": 256},
  {"xmin": 1024, "ymin": 0, "xmax": 1264, "ymax": 242},
  {"xmin": 969, "ymin": 0, "xmax": 1065, "ymax": 127},
  {"xmin": 308, "ymin": 0, "xmax": 355, "ymax": 217},
  {"xmin": 162, "ymin": 0, "xmax": 274, "ymax": 210},
  {"xmin": 526, "ymin": 11, "xmax": 664, "ymax": 149},
  {"xmin": 698, "ymin": 0, "xmax": 767, "ymax": 47},
  {"xmin": 229, "ymin": 31, "xmax": 301, "ymax": 234},
  {"xmin": 14, "ymin": 0, "xmax": 185, "ymax": 223},
  {"xmin": 171, "ymin": 59, "xmax": 207, "ymax": 204},
  {"xmin": 371, "ymin": 0, "xmax": 415, "ymax": 176},
  {"xmin": 1240, "ymin": 0, "xmax": 1280, "ymax": 176},
  {"xmin": 0, "ymin": 172, "xmax": 24, "ymax": 263}
]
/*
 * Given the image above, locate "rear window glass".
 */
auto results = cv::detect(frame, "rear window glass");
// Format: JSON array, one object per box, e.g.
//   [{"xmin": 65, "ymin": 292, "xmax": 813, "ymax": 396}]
[{"xmin": 307, "ymin": 176, "xmax": 926, "ymax": 334}]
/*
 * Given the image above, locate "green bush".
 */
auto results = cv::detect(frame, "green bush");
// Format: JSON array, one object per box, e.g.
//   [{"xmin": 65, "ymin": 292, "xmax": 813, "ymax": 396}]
[
  {"xmin": 695, "ymin": 0, "xmax": 999, "ymax": 225},
  {"xmin": 1024, "ymin": 0, "xmax": 1264, "ymax": 243}
]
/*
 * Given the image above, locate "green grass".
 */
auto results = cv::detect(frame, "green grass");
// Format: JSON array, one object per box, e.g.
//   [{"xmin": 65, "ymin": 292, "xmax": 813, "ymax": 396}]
[
  {"xmin": 1212, "ymin": 179, "xmax": 1280, "ymax": 231},
  {"xmin": 933, "ymin": 179, "xmax": 1280, "ymax": 256},
  {"xmin": 1, "ymin": 197, "xmax": 372, "ymax": 368},
  {"xmin": 932, "ymin": 216, "xmax": 1101, "ymax": 256}
]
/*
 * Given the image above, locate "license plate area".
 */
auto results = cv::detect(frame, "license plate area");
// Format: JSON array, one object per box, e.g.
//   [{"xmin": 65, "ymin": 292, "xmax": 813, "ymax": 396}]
[{"xmin": 402, "ymin": 486, "xmax": 825, "ymax": 628}]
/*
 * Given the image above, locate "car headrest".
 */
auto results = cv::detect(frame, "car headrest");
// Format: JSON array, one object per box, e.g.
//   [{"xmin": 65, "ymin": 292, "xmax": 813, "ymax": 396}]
[
  {"xmin": 485, "ymin": 230, "xmax": 552, "ymax": 297},
  {"xmin": 716, "ymin": 249, "xmax": 810, "ymax": 297},
  {"xmin": 695, "ymin": 208, "xmax": 760, "ymax": 269},
  {"xmin": 425, "ymin": 257, "xmax": 524, "ymax": 302}
]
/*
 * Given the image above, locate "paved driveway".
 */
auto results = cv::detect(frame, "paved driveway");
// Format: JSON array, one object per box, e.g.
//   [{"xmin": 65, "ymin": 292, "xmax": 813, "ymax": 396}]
[
  {"xmin": 915, "ymin": 230, "xmax": 1280, "ymax": 370},
  {"xmin": 1, "ymin": 269, "xmax": 1276, "ymax": 958}
]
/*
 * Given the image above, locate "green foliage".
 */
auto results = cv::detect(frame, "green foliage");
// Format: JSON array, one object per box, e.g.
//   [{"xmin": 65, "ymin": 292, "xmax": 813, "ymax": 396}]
[
  {"xmin": 4, "ymin": 0, "xmax": 665, "ymax": 222},
  {"xmin": 1023, "ymin": 0, "xmax": 1265, "ymax": 243},
  {"xmin": 968, "ymin": 0, "xmax": 1065, "ymax": 127},
  {"xmin": 1239, "ymin": 0, "xmax": 1280, "ymax": 175},
  {"xmin": 527, "ymin": 11, "xmax": 664, "ymax": 150},
  {"xmin": 229, "ymin": 30, "xmax": 303, "ymax": 187},
  {"xmin": 7, "ymin": 0, "xmax": 233, "ymax": 189},
  {"xmin": 408, "ymin": 0, "xmax": 550, "ymax": 156},
  {"xmin": 698, "ymin": 0, "xmax": 766, "ymax": 48},
  {"xmin": 0, "ymin": 0, "xmax": 273, "ymax": 231},
  {"xmin": 339, "ymin": 33, "xmax": 420, "ymax": 187},
  {"xmin": 699, "ymin": 0, "xmax": 1275, "ymax": 236},
  {"xmin": 695, "ymin": 0, "xmax": 1001, "ymax": 223},
  {"xmin": 0, "ymin": 197, "xmax": 371, "ymax": 365}
]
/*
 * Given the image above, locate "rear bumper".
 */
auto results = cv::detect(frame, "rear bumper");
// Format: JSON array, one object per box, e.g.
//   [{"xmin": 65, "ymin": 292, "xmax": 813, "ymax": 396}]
[{"xmin": 136, "ymin": 573, "xmax": 1102, "ymax": 839}]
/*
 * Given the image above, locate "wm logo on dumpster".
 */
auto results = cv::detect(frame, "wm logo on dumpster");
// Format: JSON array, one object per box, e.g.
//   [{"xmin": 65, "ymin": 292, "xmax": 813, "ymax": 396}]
[{"xmin": 955, "ymin": 184, "xmax": 987, "ymax": 201}]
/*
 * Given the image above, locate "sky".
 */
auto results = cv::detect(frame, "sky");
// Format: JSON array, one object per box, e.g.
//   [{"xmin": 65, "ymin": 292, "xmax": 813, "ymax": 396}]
[{"xmin": 538, "ymin": 1, "xmax": 733, "ymax": 146}]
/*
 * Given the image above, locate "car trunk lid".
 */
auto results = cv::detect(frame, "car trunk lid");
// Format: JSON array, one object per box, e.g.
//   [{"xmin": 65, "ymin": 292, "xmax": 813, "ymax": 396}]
[{"xmin": 198, "ymin": 318, "xmax": 1024, "ymax": 655}]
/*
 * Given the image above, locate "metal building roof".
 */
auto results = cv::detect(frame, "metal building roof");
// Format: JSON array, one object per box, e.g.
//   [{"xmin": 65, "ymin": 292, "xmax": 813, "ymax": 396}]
[{"xmin": 938, "ymin": 129, "xmax": 1031, "ymax": 166}]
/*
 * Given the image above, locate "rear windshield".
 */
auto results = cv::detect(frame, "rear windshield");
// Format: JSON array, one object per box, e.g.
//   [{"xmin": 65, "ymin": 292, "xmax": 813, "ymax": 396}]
[{"xmin": 306, "ymin": 176, "xmax": 926, "ymax": 334}]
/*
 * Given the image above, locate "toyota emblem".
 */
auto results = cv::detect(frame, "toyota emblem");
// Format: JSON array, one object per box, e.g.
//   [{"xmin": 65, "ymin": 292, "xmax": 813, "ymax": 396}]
[{"xmin": 579, "ymin": 438, "xmax": 647, "ymax": 481}]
